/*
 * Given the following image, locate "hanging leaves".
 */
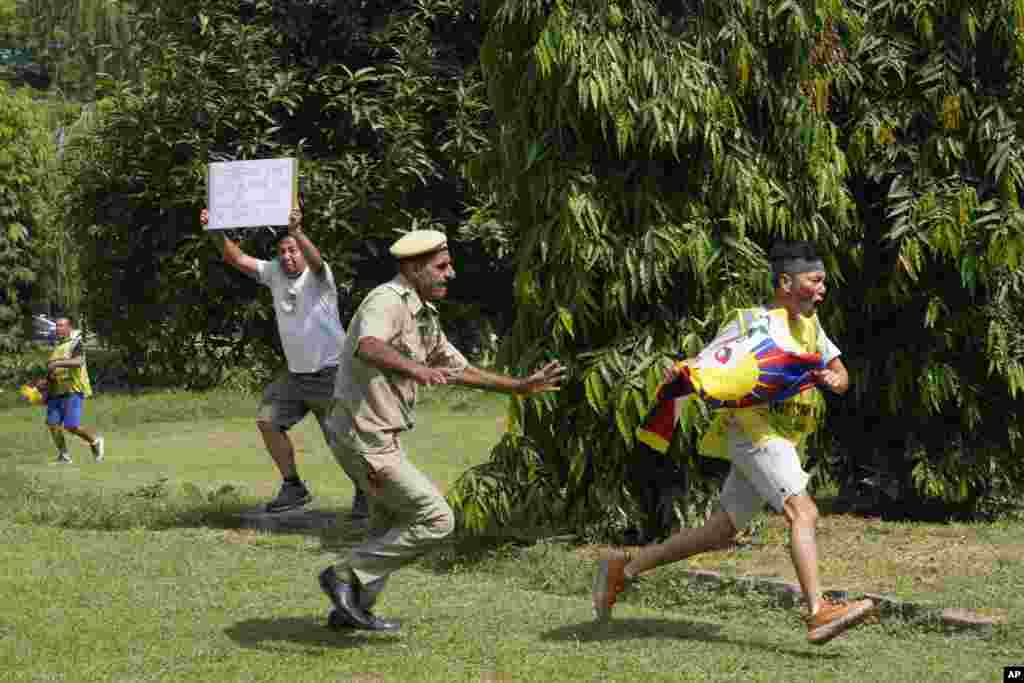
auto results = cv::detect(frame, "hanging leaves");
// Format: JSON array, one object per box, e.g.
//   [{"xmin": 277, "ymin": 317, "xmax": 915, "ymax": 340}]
[
  {"xmin": 63, "ymin": 0, "xmax": 497, "ymax": 387},
  {"xmin": 452, "ymin": 0, "xmax": 1024, "ymax": 532},
  {"xmin": 0, "ymin": 82, "xmax": 53, "ymax": 351}
]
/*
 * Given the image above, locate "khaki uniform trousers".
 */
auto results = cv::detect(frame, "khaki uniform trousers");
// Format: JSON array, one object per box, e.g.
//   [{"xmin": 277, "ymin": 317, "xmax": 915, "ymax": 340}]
[{"xmin": 328, "ymin": 424, "xmax": 454, "ymax": 588}]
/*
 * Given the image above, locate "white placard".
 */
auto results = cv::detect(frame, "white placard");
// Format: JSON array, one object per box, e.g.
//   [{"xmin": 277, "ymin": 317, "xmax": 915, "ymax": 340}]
[{"xmin": 206, "ymin": 158, "xmax": 298, "ymax": 230}]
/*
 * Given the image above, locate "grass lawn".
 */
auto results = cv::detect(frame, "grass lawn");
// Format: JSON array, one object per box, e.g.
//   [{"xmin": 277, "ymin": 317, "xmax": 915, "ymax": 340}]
[{"xmin": 0, "ymin": 388, "xmax": 1020, "ymax": 682}]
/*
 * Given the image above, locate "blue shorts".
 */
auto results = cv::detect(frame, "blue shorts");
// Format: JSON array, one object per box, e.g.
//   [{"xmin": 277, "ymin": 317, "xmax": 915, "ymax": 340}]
[{"xmin": 46, "ymin": 393, "xmax": 85, "ymax": 429}]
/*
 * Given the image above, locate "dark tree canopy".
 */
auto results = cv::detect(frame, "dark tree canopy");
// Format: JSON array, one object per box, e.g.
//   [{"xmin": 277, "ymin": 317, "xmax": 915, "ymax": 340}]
[
  {"xmin": 53, "ymin": 0, "xmax": 1024, "ymax": 528},
  {"xmin": 65, "ymin": 0, "xmax": 504, "ymax": 386},
  {"xmin": 447, "ymin": 0, "xmax": 1024, "ymax": 536}
]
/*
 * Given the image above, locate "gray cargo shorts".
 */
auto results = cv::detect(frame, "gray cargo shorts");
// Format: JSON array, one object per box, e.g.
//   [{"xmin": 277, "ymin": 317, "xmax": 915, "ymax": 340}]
[{"xmin": 257, "ymin": 365, "xmax": 338, "ymax": 440}]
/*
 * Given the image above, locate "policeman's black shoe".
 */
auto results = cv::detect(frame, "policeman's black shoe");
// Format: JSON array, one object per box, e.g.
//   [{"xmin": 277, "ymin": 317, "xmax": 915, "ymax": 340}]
[
  {"xmin": 318, "ymin": 567, "xmax": 400, "ymax": 632},
  {"xmin": 327, "ymin": 608, "xmax": 354, "ymax": 630},
  {"xmin": 357, "ymin": 610, "xmax": 400, "ymax": 632},
  {"xmin": 327, "ymin": 607, "xmax": 400, "ymax": 633}
]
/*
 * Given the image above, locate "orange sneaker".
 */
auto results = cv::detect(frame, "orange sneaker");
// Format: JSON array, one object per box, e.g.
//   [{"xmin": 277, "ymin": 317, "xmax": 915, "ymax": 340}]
[
  {"xmin": 592, "ymin": 551, "xmax": 630, "ymax": 621},
  {"xmin": 806, "ymin": 598, "xmax": 876, "ymax": 644}
]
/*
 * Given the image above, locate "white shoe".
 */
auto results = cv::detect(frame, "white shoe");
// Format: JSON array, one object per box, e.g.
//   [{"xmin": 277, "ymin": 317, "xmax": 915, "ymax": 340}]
[
  {"xmin": 56, "ymin": 452, "xmax": 72, "ymax": 464},
  {"xmin": 90, "ymin": 436, "xmax": 104, "ymax": 462}
]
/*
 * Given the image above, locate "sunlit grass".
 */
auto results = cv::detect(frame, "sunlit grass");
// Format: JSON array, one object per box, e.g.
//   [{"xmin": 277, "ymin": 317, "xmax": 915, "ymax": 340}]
[{"xmin": 0, "ymin": 388, "xmax": 1019, "ymax": 682}]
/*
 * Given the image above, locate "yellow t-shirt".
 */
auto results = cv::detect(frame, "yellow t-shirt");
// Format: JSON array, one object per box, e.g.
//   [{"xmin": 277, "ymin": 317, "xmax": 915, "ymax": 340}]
[
  {"xmin": 48, "ymin": 333, "xmax": 93, "ymax": 397},
  {"xmin": 698, "ymin": 307, "xmax": 838, "ymax": 459}
]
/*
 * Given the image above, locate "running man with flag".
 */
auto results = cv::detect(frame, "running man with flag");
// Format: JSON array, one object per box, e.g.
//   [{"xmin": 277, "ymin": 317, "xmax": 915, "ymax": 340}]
[{"xmin": 593, "ymin": 240, "xmax": 876, "ymax": 645}]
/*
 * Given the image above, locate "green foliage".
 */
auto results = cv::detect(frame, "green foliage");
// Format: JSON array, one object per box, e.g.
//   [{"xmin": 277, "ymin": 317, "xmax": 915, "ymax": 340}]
[
  {"xmin": 821, "ymin": 0, "xmax": 1024, "ymax": 511},
  {"xmin": 64, "ymin": 0, "xmax": 498, "ymax": 388},
  {"xmin": 0, "ymin": 345, "xmax": 47, "ymax": 387},
  {"xmin": 0, "ymin": 1, "xmax": 17, "ymax": 42},
  {"xmin": 0, "ymin": 346, "xmax": 175, "ymax": 409},
  {"xmin": 0, "ymin": 81, "xmax": 53, "ymax": 351},
  {"xmin": 450, "ymin": 0, "xmax": 1024, "ymax": 532},
  {"xmin": 18, "ymin": 98, "xmax": 93, "ymax": 319},
  {"xmin": 11, "ymin": 0, "xmax": 137, "ymax": 97}
]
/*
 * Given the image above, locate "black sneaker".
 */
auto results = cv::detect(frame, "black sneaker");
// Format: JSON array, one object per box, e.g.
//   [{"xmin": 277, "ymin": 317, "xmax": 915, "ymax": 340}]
[
  {"xmin": 319, "ymin": 567, "xmax": 399, "ymax": 632},
  {"xmin": 265, "ymin": 480, "xmax": 312, "ymax": 513}
]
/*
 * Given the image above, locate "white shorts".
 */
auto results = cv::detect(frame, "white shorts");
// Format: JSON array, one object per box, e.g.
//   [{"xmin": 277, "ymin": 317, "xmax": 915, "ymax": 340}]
[{"xmin": 718, "ymin": 426, "xmax": 810, "ymax": 530}]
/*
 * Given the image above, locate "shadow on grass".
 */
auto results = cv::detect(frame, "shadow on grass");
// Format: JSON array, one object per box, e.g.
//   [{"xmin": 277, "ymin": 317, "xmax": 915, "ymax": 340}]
[
  {"xmin": 541, "ymin": 618, "xmax": 840, "ymax": 659},
  {"xmin": 317, "ymin": 519, "xmax": 377, "ymax": 553},
  {"xmin": 416, "ymin": 530, "xmax": 568, "ymax": 576},
  {"xmin": 225, "ymin": 616, "xmax": 401, "ymax": 653},
  {"xmin": 0, "ymin": 463, "xmax": 378, "ymax": 537},
  {"xmin": 150, "ymin": 504, "xmax": 373, "ymax": 544}
]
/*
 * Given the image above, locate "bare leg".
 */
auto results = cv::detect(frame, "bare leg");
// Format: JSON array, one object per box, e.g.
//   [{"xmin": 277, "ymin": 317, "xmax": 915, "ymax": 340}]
[
  {"xmin": 625, "ymin": 509, "xmax": 737, "ymax": 577},
  {"xmin": 784, "ymin": 494, "xmax": 821, "ymax": 615},
  {"xmin": 65, "ymin": 425, "xmax": 97, "ymax": 444},
  {"xmin": 257, "ymin": 420, "xmax": 298, "ymax": 480},
  {"xmin": 48, "ymin": 425, "xmax": 67, "ymax": 452}
]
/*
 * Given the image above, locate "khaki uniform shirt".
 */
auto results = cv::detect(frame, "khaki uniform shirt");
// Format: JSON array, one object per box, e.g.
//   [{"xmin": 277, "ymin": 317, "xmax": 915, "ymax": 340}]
[{"xmin": 333, "ymin": 275, "xmax": 469, "ymax": 448}]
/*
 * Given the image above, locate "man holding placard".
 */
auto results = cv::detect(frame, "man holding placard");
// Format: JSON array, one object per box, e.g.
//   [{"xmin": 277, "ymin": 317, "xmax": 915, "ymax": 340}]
[{"xmin": 202, "ymin": 168, "xmax": 366, "ymax": 519}]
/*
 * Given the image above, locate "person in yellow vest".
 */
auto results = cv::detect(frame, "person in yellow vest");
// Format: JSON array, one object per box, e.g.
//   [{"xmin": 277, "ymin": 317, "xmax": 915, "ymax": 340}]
[
  {"xmin": 593, "ymin": 241, "xmax": 876, "ymax": 645},
  {"xmin": 46, "ymin": 316, "xmax": 104, "ymax": 464}
]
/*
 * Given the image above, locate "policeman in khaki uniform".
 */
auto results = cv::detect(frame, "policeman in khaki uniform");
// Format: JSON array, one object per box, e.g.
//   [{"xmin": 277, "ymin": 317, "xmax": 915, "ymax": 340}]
[{"xmin": 319, "ymin": 229, "xmax": 566, "ymax": 632}]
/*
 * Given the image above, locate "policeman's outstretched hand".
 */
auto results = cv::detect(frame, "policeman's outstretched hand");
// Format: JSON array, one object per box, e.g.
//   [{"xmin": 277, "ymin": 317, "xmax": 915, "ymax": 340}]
[{"xmin": 517, "ymin": 360, "xmax": 568, "ymax": 396}]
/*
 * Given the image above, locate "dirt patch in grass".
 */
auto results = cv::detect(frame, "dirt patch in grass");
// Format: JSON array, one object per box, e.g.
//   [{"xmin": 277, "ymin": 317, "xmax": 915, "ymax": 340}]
[
  {"xmin": 716, "ymin": 514, "xmax": 1024, "ymax": 597},
  {"xmin": 223, "ymin": 529, "xmax": 260, "ymax": 544},
  {"xmin": 576, "ymin": 513, "xmax": 1024, "ymax": 602},
  {"xmin": 206, "ymin": 431, "xmax": 250, "ymax": 450}
]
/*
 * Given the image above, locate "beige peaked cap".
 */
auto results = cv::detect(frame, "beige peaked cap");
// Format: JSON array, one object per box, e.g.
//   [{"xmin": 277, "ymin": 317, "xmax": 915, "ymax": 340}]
[{"xmin": 389, "ymin": 229, "xmax": 448, "ymax": 259}]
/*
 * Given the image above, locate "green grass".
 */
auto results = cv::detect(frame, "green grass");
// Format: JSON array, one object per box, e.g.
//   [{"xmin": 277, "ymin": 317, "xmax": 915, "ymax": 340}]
[
  {"xmin": 1, "ymin": 522, "xmax": 1017, "ymax": 683},
  {"xmin": 0, "ymin": 387, "xmax": 500, "ymax": 505},
  {"xmin": 0, "ymin": 388, "xmax": 1020, "ymax": 682}
]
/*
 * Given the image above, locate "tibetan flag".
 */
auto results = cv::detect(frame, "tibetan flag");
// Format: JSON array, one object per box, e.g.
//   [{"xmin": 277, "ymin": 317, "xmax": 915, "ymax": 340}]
[{"xmin": 636, "ymin": 310, "xmax": 824, "ymax": 454}]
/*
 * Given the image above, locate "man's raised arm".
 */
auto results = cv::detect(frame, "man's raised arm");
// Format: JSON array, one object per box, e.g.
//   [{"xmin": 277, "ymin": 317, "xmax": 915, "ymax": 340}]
[
  {"xmin": 286, "ymin": 206, "xmax": 326, "ymax": 276},
  {"xmin": 201, "ymin": 208, "xmax": 261, "ymax": 278}
]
